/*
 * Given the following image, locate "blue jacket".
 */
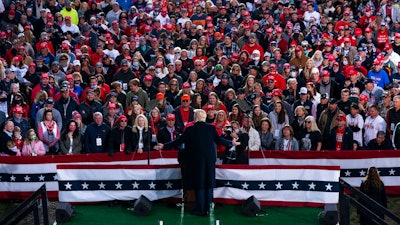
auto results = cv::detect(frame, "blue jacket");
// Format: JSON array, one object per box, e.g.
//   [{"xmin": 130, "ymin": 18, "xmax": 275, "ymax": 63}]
[{"xmin": 83, "ymin": 122, "xmax": 110, "ymax": 153}]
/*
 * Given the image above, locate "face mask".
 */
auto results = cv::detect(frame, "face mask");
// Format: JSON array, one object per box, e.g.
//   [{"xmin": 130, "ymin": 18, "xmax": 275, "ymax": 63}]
[
  {"xmin": 14, "ymin": 100, "xmax": 22, "ymax": 105},
  {"xmin": 196, "ymin": 10, "xmax": 201, "ymax": 14},
  {"xmin": 253, "ymin": 56, "xmax": 260, "ymax": 61},
  {"xmin": 30, "ymin": 134, "xmax": 36, "ymax": 140},
  {"xmin": 61, "ymin": 62, "xmax": 68, "ymax": 67},
  {"xmin": 133, "ymin": 62, "xmax": 139, "ymax": 67},
  {"xmin": 365, "ymin": 12, "xmax": 371, "ymax": 17},
  {"xmin": 343, "ymin": 61, "xmax": 348, "ymax": 65},
  {"xmin": 91, "ymin": 85, "xmax": 97, "ymax": 89},
  {"xmin": 98, "ymin": 80, "xmax": 103, "ymax": 84},
  {"xmin": 156, "ymin": 68, "xmax": 161, "ymax": 73},
  {"xmin": 290, "ymin": 72, "xmax": 297, "ymax": 77}
]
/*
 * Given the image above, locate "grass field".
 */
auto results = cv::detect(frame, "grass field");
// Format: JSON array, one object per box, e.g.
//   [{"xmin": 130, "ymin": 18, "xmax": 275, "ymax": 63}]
[{"xmin": 1, "ymin": 197, "xmax": 399, "ymax": 225}]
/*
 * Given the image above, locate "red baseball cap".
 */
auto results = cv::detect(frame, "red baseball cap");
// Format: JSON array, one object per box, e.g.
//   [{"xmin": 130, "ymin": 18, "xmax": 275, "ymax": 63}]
[
  {"xmin": 166, "ymin": 114, "xmax": 175, "ymax": 120},
  {"xmin": 267, "ymin": 75, "xmax": 275, "ymax": 81},
  {"xmin": 144, "ymin": 75, "xmax": 152, "ymax": 81},
  {"xmin": 182, "ymin": 82, "xmax": 191, "ymax": 88},
  {"xmin": 321, "ymin": 70, "xmax": 330, "ymax": 77},
  {"xmin": 156, "ymin": 92, "xmax": 164, "ymax": 99},
  {"xmin": 271, "ymin": 89, "xmax": 282, "ymax": 97},
  {"xmin": 337, "ymin": 114, "xmax": 346, "ymax": 121},
  {"xmin": 359, "ymin": 94, "xmax": 369, "ymax": 101},
  {"xmin": 14, "ymin": 106, "xmax": 23, "ymax": 114},
  {"xmin": 206, "ymin": 104, "xmax": 215, "ymax": 110}
]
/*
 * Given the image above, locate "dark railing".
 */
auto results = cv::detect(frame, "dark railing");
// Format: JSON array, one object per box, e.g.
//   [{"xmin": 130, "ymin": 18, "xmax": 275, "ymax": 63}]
[
  {"xmin": 0, "ymin": 184, "xmax": 49, "ymax": 225},
  {"xmin": 339, "ymin": 178, "xmax": 400, "ymax": 225}
]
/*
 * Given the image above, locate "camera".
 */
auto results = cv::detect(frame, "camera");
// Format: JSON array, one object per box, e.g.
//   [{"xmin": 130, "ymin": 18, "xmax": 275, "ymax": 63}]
[{"xmin": 224, "ymin": 126, "xmax": 233, "ymax": 136}]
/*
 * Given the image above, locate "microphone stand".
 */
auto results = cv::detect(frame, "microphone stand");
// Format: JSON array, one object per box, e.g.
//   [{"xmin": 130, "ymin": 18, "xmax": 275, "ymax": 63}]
[{"xmin": 148, "ymin": 126, "xmax": 151, "ymax": 165}]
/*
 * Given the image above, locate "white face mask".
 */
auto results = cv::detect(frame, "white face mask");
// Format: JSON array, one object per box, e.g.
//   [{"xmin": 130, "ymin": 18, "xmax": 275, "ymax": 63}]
[
  {"xmin": 290, "ymin": 72, "xmax": 297, "ymax": 77},
  {"xmin": 156, "ymin": 68, "xmax": 161, "ymax": 73},
  {"xmin": 343, "ymin": 61, "xmax": 348, "ymax": 65},
  {"xmin": 365, "ymin": 12, "xmax": 371, "ymax": 17},
  {"xmin": 253, "ymin": 56, "xmax": 260, "ymax": 61}
]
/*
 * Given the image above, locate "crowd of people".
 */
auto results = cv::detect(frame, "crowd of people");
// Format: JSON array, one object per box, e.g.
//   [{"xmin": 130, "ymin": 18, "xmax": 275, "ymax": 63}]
[{"xmin": 0, "ymin": 0, "xmax": 400, "ymax": 158}]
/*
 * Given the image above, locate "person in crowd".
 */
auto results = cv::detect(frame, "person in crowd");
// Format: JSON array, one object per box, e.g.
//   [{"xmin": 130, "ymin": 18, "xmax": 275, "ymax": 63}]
[
  {"xmin": 385, "ymin": 95, "xmax": 400, "ymax": 140},
  {"xmin": 37, "ymin": 108, "xmax": 61, "ymax": 154},
  {"xmin": 173, "ymin": 94, "xmax": 195, "ymax": 132},
  {"xmin": 291, "ymin": 105, "xmax": 308, "ymax": 141},
  {"xmin": 258, "ymin": 118, "xmax": 274, "ymax": 150},
  {"xmin": 157, "ymin": 113, "xmax": 182, "ymax": 144},
  {"xmin": 132, "ymin": 114, "xmax": 152, "ymax": 154},
  {"xmin": 71, "ymin": 111, "xmax": 86, "ymax": 136},
  {"xmin": 240, "ymin": 114, "xmax": 261, "ymax": 151},
  {"xmin": 367, "ymin": 131, "xmax": 394, "ymax": 150},
  {"xmin": 107, "ymin": 115, "xmax": 133, "ymax": 156},
  {"xmin": 35, "ymin": 97, "xmax": 63, "ymax": 130},
  {"xmin": 318, "ymin": 98, "xmax": 344, "ymax": 149},
  {"xmin": 0, "ymin": 121, "xmax": 16, "ymax": 156},
  {"xmin": 78, "ymin": 89, "xmax": 102, "ymax": 125},
  {"xmin": 275, "ymin": 125, "xmax": 299, "ymax": 151},
  {"xmin": 359, "ymin": 166, "xmax": 387, "ymax": 225},
  {"xmin": 54, "ymin": 84, "xmax": 79, "ymax": 128},
  {"xmin": 59, "ymin": 120, "xmax": 83, "ymax": 155},
  {"xmin": 7, "ymin": 105, "xmax": 30, "ymax": 139},
  {"xmin": 12, "ymin": 126, "xmax": 24, "ymax": 152},
  {"xmin": 269, "ymin": 101, "xmax": 289, "ymax": 140},
  {"xmin": 329, "ymin": 114, "xmax": 354, "ymax": 151},
  {"xmin": 346, "ymin": 103, "xmax": 365, "ymax": 148},
  {"xmin": 298, "ymin": 116, "xmax": 322, "ymax": 151},
  {"xmin": 364, "ymin": 104, "xmax": 387, "ymax": 146},
  {"xmin": 83, "ymin": 112, "xmax": 110, "ymax": 153},
  {"xmin": 21, "ymin": 129, "xmax": 46, "ymax": 156}
]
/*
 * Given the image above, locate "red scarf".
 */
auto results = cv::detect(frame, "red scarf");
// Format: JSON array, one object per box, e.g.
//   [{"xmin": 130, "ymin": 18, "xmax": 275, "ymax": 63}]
[
  {"xmin": 150, "ymin": 116, "xmax": 160, "ymax": 136},
  {"xmin": 44, "ymin": 120, "xmax": 55, "ymax": 135}
]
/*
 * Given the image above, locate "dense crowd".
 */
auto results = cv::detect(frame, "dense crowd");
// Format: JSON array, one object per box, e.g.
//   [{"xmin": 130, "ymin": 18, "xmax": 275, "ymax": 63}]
[{"xmin": 0, "ymin": 0, "xmax": 399, "ymax": 159}]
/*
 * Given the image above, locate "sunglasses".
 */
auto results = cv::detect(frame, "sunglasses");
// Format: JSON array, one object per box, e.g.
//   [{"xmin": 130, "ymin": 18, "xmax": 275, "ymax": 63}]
[
  {"xmin": 182, "ymin": 100, "xmax": 189, "ymax": 103},
  {"xmin": 120, "ymin": 120, "xmax": 127, "ymax": 122},
  {"xmin": 305, "ymin": 121, "xmax": 311, "ymax": 123}
]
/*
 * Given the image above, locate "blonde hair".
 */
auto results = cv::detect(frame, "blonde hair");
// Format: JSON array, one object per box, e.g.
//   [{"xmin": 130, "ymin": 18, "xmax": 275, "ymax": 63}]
[
  {"xmin": 304, "ymin": 115, "xmax": 320, "ymax": 132},
  {"xmin": 133, "ymin": 114, "xmax": 149, "ymax": 132},
  {"xmin": 194, "ymin": 109, "xmax": 207, "ymax": 122}
]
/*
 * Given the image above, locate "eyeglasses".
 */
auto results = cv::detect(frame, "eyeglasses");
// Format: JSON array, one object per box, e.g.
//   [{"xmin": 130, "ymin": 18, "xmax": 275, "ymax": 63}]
[
  {"xmin": 195, "ymin": 64, "xmax": 202, "ymax": 66},
  {"xmin": 305, "ymin": 121, "xmax": 311, "ymax": 124},
  {"xmin": 170, "ymin": 83, "xmax": 177, "ymax": 86},
  {"xmin": 120, "ymin": 120, "xmax": 127, "ymax": 122}
]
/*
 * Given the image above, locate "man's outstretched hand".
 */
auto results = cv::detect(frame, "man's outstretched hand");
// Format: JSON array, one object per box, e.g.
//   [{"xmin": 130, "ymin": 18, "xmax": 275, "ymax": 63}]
[{"xmin": 154, "ymin": 143, "xmax": 164, "ymax": 151}]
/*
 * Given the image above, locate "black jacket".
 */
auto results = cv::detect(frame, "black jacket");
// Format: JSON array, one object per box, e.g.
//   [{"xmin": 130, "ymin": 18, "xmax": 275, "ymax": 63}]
[
  {"xmin": 0, "ymin": 131, "xmax": 15, "ymax": 155},
  {"xmin": 107, "ymin": 126, "xmax": 134, "ymax": 154},
  {"xmin": 54, "ymin": 96, "xmax": 79, "ymax": 129},
  {"xmin": 329, "ymin": 126, "xmax": 354, "ymax": 150},
  {"xmin": 173, "ymin": 106, "xmax": 195, "ymax": 133},
  {"xmin": 157, "ymin": 126, "xmax": 182, "ymax": 144},
  {"xmin": 164, "ymin": 122, "xmax": 231, "ymax": 189},
  {"xmin": 131, "ymin": 126, "xmax": 153, "ymax": 152}
]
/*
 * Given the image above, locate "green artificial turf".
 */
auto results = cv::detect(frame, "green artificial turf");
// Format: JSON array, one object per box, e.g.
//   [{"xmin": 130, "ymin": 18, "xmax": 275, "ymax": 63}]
[{"xmin": 63, "ymin": 203, "xmax": 323, "ymax": 225}]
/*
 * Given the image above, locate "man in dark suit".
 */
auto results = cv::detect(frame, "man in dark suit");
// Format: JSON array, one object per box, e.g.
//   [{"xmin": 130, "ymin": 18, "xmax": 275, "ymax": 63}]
[
  {"xmin": 157, "ymin": 114, "xmax": 181, "ymax": 144},
  {"xmin": 156, "ymin": 109, "xmax": 238, "ymax": 216},
  {"xmin": 0, "ymin": 120, "xmax": 16, "ymax": 155}
]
